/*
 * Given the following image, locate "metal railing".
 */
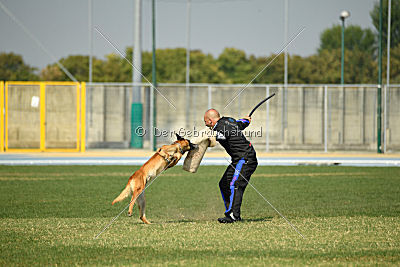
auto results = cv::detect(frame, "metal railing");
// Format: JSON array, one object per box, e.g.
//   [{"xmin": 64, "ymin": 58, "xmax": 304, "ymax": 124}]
[
  {"xmin": 85, "ymin": 83, "xmax": 400, "ymax": 153},
  {"xmin": 1, "ymin": 82, "xmax": 398, "ymax": 152},
  {"xmin": 1, "ymin": 81, "xmax": 85, "ymax": 152}
]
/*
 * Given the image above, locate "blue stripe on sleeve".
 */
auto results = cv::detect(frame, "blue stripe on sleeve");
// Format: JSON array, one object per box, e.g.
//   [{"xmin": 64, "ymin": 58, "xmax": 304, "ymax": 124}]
[{"xmin": 237, "ymin": 119, "xmax": 249, "ymax": 124}]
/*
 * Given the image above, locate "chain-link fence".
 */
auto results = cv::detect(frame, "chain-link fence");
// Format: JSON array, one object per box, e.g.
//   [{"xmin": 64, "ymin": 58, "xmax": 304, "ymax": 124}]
[{"xmin": 85, "ymin": 83, "xmax": 400, "ymax": 152}]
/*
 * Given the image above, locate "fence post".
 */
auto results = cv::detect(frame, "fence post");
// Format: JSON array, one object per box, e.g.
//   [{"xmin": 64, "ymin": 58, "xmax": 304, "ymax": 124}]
[
  {"xmin": 186, "ymin": 84, "xmax": 190, "ymax": 129},
  {"xmin": 81, "ymin": 82, "xmax": 86, "ymax": 152},
  {"xmin": 324, "ymin": 85, "xmax": 328, "ymax": 152},
  {"xmin": 149, "ymin": 85, "xmax": 154, "ymax": 150},
  {"xmin": 0, "ymin": 81, "xmax": 3, "ymax": 152},
  {"xmin": 281, "ymin": 85, "xmax": 285, "ymax": 143},
  {"xmin": 383, "ymin": 84, "xmax": 387, "ymax": 152},
  {"xmin": 40, "ymin": 82, "xmax": 46, "ymax": 152},
  {"xmin": 208, "ymin": 85, "xmax": 212, "ymax": 109},
  {"xmin": 4, "ymin": 82, "xmax": 8, "ymax": 151},
  {"xmin": 342, "ymin": 85, "xmax": 345, "ymax": 144},
  {"xmin": 266, "ymin": 85, "xmax": 270, "ymax": 152}
]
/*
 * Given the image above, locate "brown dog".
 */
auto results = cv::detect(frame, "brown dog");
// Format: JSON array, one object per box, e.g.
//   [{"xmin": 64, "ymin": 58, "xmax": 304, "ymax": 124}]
[{"xmin": 111, "ymin": 134, "xmax": 197, "ymax": 224}]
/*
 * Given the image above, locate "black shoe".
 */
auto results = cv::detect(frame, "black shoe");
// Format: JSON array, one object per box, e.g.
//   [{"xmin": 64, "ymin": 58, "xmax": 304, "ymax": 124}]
[
  {"xmin": 218, "ymin": 213, "xmax": 242, "ymax": 223},
  {"xmin": 218, "ymin": 216, "xmax": 235, "ymax": 223},
  {"xmin": 224, "ymin": 212, "xmax": 242, "ymax": 221}
]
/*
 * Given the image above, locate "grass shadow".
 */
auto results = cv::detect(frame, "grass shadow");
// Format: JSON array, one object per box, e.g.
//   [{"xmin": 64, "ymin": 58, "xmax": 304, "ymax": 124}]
[
  {"xmin": 242, "ymin": 216, "xmax": 273, "ymax": 222},
  {"xmin": 157, "ymin": 219, "xmax": 197, "ymax": 224}
]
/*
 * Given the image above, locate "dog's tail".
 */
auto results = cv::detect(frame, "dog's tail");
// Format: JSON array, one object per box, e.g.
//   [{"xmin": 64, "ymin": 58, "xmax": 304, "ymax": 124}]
[{"xmin": 111, "ymin": 179, "xmax": 133, "ymax": 205}]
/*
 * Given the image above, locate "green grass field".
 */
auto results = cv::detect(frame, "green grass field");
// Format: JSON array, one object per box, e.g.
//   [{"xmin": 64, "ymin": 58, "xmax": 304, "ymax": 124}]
[{"xmin": 0, "ymin": 164, "xmax": 399, "ymax": 265}]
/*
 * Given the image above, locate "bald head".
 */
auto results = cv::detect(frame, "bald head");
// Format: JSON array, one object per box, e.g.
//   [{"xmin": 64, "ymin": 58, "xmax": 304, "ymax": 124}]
[
  {"xmin": 205, "ymin": 109, "xmax": 220, "ymax": 120},
  {"xmin": 204, "ymin": 109, "xmax": 221, "ymax": 128}
]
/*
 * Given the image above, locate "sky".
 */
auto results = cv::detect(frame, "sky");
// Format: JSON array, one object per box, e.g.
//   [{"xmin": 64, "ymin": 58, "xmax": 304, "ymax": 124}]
[{"xmin": 0, "ymin": 0, "xmax": 377, "ymax": 71}]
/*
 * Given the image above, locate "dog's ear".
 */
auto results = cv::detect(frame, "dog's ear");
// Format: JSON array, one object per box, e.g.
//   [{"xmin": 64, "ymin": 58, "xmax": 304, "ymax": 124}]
[{"xmin": 175, "ymin": 133, "xmax": 184, "ymax": 140}]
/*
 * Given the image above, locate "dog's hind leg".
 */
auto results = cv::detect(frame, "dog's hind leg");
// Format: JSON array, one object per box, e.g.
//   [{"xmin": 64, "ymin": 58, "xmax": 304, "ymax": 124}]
[
  {"xmin": 137, "ymin": 192, "xmax": 151, "ymax": 224},
  {"xmin": 127, "ymin": 194, "xmax": 136, "ymax": 217},
  {"xmin": 128, "ymin": 188, "xmax": 140, "ymax": 217}
]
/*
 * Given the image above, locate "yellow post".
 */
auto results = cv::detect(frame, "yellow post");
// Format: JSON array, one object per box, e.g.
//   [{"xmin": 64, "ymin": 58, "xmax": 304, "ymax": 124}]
[
  {"xmin": 40, "ymin": 82, "xmax": 46, "ymax": 152},
  {"xmin": 0, "ymin": 81, "xmax": 4, "ymax": 152},
  {"xmin": 76, "ymin": 83, "xmax": 80, "ymax": 151},
  {"xmin": 80, "ymin": 82, "xmax": 86, "ymax": 152},
  {"xmin": 4, "ymin": 82, "xmax": 8, "ymax": 151}
]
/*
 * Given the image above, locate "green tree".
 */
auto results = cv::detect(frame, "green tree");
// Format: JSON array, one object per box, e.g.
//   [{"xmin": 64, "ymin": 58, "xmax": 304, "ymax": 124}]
[
  {"xmin": 40, "ymin": 64, "xmax": 64, "ymax": 81},
  {"xmin": 217, "ymin": 48, "xmax": 253, "ymax": 83},
  {"xmin": 286, "ymin": 55, "xmax": 313, "ymax": 84},
  {"xmin": 383, "ymin": 43, "xmax": 400, "ymax": 82},
  {"xmin": 319, "ymin": 25, "xmax": 375, "ymax": 54},
  {"xmin": 40, "ymin": 55, "xmax": 105, "ymax": 82},
  {"xmin": 98, "ymin": 53, "xmax": 128, "ymax": 82},
  {"xmin": 252, "ymin": 54, "xmax": 284, "ymax": 84},
  {"xmin": 305, "ymin": 49, "xmax": 376, "ymax": 84},
  {"xmin": 307, "ymin": 50, "xmax": 341, "ymax": 83},
  {"xmin": 140, "ymin": 48, "xmax": 225, "ymax": 84},
  {"xmin": 316, "ymin": 24, "xmax": 377, "ymax": 84},
  {"xmin": 345, "ymin": 49, "xmax": 377, "ymax": 83},
  {"xmin": 0, "ymin": 52, "xmax": 38, "ymax": 81},
  {"xmin": 189, "ymin": 50, "xmax": 226, "ymax": 83},
  {"xmin": 371, "ymin": 0, "xmax": 400, "ymax": 48},
  {"xmin": 40, "ymin": 55, "xmax": 88, "ymax": 81}
]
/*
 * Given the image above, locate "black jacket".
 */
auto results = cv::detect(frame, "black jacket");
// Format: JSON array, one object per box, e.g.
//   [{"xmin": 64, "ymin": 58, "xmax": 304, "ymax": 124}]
[{"xmin": 212, "ymin": 116, "xmax": 257, "ymax": 162}]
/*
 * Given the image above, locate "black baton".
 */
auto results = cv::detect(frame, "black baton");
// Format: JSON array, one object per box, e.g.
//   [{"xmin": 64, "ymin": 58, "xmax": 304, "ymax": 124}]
[{"xmin": 248, "ymin": 93, "xmax": 276, "ymax": 117}]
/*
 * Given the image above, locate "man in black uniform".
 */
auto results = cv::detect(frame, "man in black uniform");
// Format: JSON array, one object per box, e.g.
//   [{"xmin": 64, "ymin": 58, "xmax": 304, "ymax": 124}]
[{"xmin": 204, "ymin": 109, "xmax": 258, "ymax": 223}]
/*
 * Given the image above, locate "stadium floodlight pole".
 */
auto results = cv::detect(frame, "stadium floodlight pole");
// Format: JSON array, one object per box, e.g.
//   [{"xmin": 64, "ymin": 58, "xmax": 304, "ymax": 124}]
[
  {"xmin": 151, "ymin": 0, "xmax": 157, "ymax": 151},
  {"xmin": 283, "ymin": 0, "xmax": 288, "ymax": 137},
  {"xmin": 340, "ymin": 10, "xmax": 350, "ymax": 85},
  {"xmin": 340, "ymin": 10, "xmax": 350, "ymax": 145},
  {"xmin": 385, "ymin": 0, "xmax": 392, "ymax": 153},
  {"xmin": 284, "ymin": 0, "xmax": 288, "ymax": 87},
  {"xmin": 88, "ymin": 0, "xmax": 93, "ymax": 83},
  {"xmin": 185, "ymin": 0, "xmax": 191, "ymax": 129},
  {"xmin": 131, "ymin": 0, "xmax": 143, "ymax": 148},
  {"xmin": 133, "ymin": 0, "xmax": 143, "ymax": 95},
  {"xmin": 377, "ymin": 0, "xmax": 383, "ymax": 154}
]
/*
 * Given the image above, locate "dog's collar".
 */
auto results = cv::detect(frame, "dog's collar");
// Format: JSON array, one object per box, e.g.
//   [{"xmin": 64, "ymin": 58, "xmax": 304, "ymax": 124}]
[
  {"xmin": 177, "ymin": 143, "xmax": 184, "ymax": 154},
  {"xmin": 157, "ymin": 151, "xmax": 172, "ymax": 164},
  {"xmin": 173, "ymin": 141, "xmax": 184, "ymax": 154}
]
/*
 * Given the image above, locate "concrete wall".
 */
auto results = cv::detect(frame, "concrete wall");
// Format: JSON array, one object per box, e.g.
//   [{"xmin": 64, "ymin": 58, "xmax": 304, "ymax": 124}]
[
  {"xmin": 45, "ymin": 85, "xmax": 77, "ymax": 148},
  {"xmin": 86, "ymin": 85, "xmax": 131, "ymax": 148},
  {"xmin": 7, "ymin": 84, "xmax": 77, "ymax": 149},
  {"xmin": 6, "ymin": 83, "xmax": 400, "ymax": 152},
  {"xmin": 7, "ymin": 85, "xmax": 41, "ymax": 148}
]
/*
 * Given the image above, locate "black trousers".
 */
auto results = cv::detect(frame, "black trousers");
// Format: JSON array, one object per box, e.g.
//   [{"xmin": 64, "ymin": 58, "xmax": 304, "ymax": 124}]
[{"xmin": 219, "ymin": 158, "xmax": 258, "ymax": 218}]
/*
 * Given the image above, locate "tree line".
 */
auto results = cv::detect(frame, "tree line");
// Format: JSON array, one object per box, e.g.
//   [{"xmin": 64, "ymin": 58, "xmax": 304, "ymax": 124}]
[{"xmin": 1, "ymin": 0, "xmax": 399, "ymax": 84}]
